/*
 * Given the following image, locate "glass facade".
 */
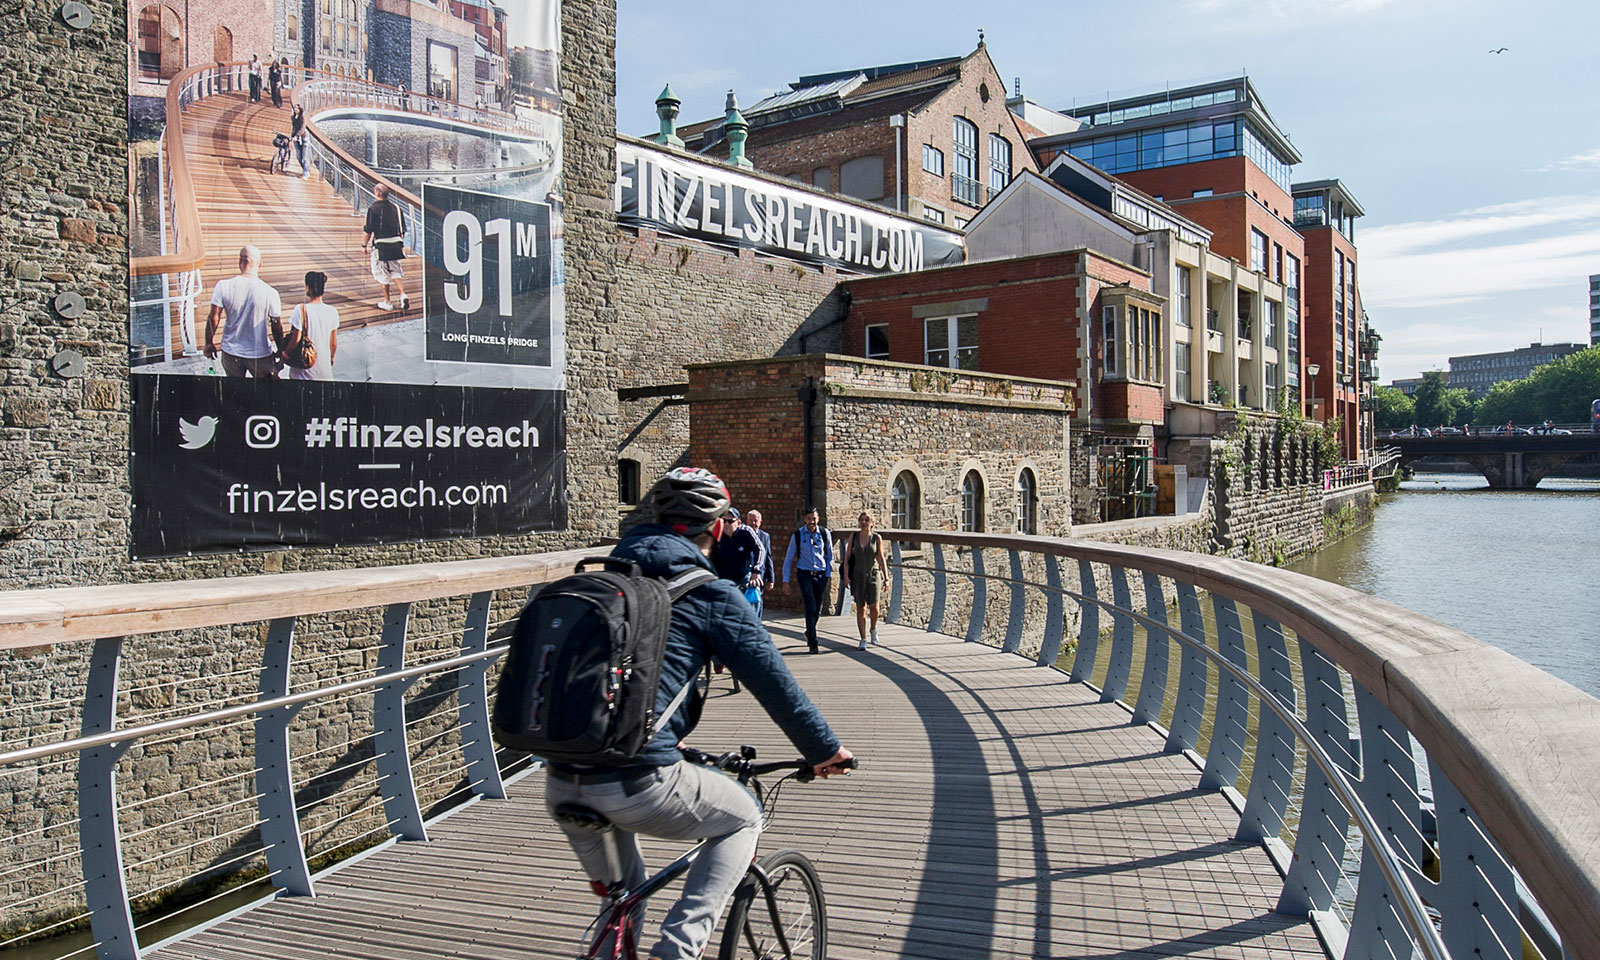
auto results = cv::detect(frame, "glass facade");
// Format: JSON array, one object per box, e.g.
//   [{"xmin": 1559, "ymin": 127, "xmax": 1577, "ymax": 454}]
[
  {"xmin": 1070, "ymin": 117, "xmax": 1291, "ymax": 193},
  {"xmin": 1082, "ymin": 86, "xmax": 1239, "ymax": 126}
]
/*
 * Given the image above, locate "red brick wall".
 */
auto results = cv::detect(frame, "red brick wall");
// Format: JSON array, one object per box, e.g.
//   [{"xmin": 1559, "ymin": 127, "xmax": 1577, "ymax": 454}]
[
  {"xmin": 746, "ymin": 124, "xmax": 899, "ymax": 203},
  {"xmin": 1098, "ymin": 382, "xmax": 1165, "ymax": 422},
  {"xmin": 1299, "ymin": 227, "xmax": 1361, "ymax": 456},
  {"xmin": 905, "ymin": 50, "xmax": 1039, "ymax": 221}
]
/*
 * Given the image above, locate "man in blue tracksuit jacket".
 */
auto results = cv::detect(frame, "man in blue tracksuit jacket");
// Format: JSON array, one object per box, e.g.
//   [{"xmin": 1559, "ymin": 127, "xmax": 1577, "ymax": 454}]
[{"xmin": 544, "ymin": 467, "xmax": 854, "ymax": 960}]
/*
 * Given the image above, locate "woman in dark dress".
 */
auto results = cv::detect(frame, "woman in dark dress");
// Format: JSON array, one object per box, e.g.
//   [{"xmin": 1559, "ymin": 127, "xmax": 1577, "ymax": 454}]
[
  {"xmin": 845, "ymin": 511, "xmax": 888, "ymax": 651},
  {"xmin": 268, "ymin": 60, "xmax": 283, "ymax": 108}
]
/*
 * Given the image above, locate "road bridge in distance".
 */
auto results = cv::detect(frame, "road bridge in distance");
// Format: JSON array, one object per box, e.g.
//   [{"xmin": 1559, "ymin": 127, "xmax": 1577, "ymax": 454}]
[{"xmin": 1390, "ymin": 431, "xmax": 1600, "ymax": 488}]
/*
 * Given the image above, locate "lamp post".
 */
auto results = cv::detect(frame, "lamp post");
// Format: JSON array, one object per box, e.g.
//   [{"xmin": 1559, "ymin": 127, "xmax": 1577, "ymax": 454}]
[{"xmin": 1306, "ymin": 363, "xmax": 1321, "ymax": 419}]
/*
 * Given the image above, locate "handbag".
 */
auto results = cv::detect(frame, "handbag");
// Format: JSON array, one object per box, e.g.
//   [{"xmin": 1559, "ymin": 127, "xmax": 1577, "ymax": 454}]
[
  {"xmin": 272, "ymin": 308, "xmax": 317, "ymax": 370},
  {"xmin": 743, "ymin": 586, "xmax": 761, "ymax": 606}
]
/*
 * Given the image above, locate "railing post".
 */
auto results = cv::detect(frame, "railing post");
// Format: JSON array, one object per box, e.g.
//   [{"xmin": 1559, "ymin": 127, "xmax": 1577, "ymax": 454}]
[
  {"xmin": 886, "ymin": 541, "xmax": 903, "ymax": 625},
  {"xmin": 1429, "ymin": 760, "xmax": 1520, "ymax": 960},
  {"xmin": 1348, "ymin": 687, "xmax": 1428, "ymax": 960},
  {"xmin": 1279, "ymin": 645, "xmax": 1353, "ymax": 921},
  {"xmin": 458, "ymin": 591, "xmax": 506, "ymax": 800},
  {"xmin": 1002, "ymin": 549, "xmax": 1026, "ymax": 654},
  {"xmin": 1036, "ymin": 554, "xmax": 1065, "ymax": 667},
  {"xmin": 373, "ymin": 602, "xmax": 428, "ymax": 841},
  {"xmin": 77, "ymin": 637, "xmax": 139, "ymax": 960},
  {"xmin": 1100, "ymin": 566, "xmax": 1135, "ymax": 704},
  {"xmin": 1068, "ymin": 559, "xmax": 1099, "ymax": 683},
  {"xmin": 255, "ymin": 616, "xmax": 315, "ymax": 896},
  {"xmin": 963, "ymin": 547, "xmax": 987, "ymax": 644},
  {"xmin": 1165, "ymin": 582, "xmax": 1208, "ymax": 753},
  {"xmin": 928, "ymin": 543, "xmax": 947, "ymax": 635},
  {"xmin": 1200, "ymin": 596, "xmax": 1249, "ymax": 792},
  {"xmin": 1132, "ymin": 572, "xmax": 1171, "ymax": 726},
  {"xmin": 1238, "ymin": 612, "xmax": 1295, "ymax": 848}
]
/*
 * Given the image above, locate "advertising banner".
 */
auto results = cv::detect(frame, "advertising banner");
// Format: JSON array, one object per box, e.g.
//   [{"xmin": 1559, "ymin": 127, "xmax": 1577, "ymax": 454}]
[
  {"xmin": 614, "ymin": 139, "xmax": 966, "ymax": 274},
  {"xmin": 126, "ymin": 0, "xmax": 565, "ymax": 557}
]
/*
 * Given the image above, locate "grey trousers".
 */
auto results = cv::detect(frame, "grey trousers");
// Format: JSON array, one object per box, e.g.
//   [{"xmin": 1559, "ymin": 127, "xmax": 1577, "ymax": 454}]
[{"xmin": 546, "ymin": 761, "xmax": 762, "ymax": 960}]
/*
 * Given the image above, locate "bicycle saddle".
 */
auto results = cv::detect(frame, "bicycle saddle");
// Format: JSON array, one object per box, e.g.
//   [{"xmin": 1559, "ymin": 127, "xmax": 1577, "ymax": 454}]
[{"xmin": 552, "ymin": 803, "xmax": 614, "ymax": 833}]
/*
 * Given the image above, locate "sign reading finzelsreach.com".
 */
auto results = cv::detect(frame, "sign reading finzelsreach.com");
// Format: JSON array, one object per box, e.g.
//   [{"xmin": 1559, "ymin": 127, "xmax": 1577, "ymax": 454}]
[{"xmin": 125, "ymin": 1, "xmax": 566, "ymax": 557}]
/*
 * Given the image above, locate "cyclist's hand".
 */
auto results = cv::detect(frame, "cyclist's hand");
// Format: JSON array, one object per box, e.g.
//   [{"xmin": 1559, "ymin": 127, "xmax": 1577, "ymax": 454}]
[{"xmin": 814, "ymin": 747, "xmax": 854, "ymax": 779}]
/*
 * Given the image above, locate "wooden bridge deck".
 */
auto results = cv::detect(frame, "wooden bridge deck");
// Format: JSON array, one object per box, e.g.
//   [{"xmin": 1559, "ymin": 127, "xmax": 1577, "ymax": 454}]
[
  {"xmin": 176, "ymin": 91, "xmax": 412, "ymax": 357},
  {"xmin": 150, "ymin": 616, "xmax": 1326, "ymax": 960}
]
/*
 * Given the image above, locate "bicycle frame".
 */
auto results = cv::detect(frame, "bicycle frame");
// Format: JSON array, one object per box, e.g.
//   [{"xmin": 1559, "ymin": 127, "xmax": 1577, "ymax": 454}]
[{"xmin": 581, "ymin": 840, "xmax": 704, "ymax": 960}]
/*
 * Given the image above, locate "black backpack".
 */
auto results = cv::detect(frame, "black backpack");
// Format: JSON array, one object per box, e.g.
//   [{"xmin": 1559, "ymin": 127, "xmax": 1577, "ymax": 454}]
[{"xmin": 491, "ymin": 558, "xmax": 716, "ymax": 766}]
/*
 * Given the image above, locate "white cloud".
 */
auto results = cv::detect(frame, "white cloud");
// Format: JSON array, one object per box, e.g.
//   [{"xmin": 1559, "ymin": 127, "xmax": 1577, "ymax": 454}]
[
  {"xmin": 1531, "ymin": 149, "xmax": 1600, "ymax": 174},
  {"xmin": 1187, "ymin": 0, "xmax": 1406, "ymax": 17}
]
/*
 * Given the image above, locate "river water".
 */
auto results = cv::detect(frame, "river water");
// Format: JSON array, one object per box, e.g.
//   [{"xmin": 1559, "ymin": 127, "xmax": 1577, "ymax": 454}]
[{"xmin": 1290, "ymin": 472, "xmax": 1600, "ymax": 698}]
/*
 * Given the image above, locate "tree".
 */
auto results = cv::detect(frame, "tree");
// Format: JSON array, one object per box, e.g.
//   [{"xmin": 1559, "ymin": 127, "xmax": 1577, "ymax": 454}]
[
  {"xmin": 1444, "ymin": 387, "xmax": 1477, "ymax": 427},
  {"xmin": 1411, "ymin": 371, "xmax": 1460, "ymax": 429},
  {"xmin": 1474, "ymin": 346, "xmax": 1600, "ymax": 425},
  {"xmin": 1373, "ymin": 385, "xmax": 1415, "ymax": 431}
]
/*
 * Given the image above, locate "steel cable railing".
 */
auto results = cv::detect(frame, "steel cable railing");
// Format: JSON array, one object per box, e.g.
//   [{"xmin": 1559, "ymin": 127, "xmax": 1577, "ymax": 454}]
[{"xmin": 873, "ymin": 529, "xmax": 1599, "ymax": 960}]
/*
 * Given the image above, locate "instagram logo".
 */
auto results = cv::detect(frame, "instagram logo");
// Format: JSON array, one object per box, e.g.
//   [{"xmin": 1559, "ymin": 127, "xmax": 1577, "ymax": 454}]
[{"xmin": 245, "ymin": 415, "xmax": 281, "ymax": 449}]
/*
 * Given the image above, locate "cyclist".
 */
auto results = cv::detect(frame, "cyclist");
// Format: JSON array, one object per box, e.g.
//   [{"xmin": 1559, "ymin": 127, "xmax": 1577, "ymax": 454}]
[{"xmin": 544, "ymin": 466, "xmax": 854, "ymax": 960}]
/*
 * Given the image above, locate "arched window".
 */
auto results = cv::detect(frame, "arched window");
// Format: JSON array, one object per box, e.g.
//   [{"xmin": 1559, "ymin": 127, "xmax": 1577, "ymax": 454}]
[
  {"xmin": 960, "ymin": 471, "xmax": 985, "ymax": 533},
  {"xmin": 1015, "ymin": 468, "xmax": 1038, "ymax": 535},
  {"xmin": 952, "ymin": 118, "xmax": 979, "ymax": 205},
  {"xmin": 890, "ymin": 471, "xmax": 920, "ymax": 532},
  {"xmin": 137, "ymin": 5, "xmax": 184, "ymax": 81},
  {"xmin": 617, "ymin": 459, "xmax": 641, "ymax": 506}
]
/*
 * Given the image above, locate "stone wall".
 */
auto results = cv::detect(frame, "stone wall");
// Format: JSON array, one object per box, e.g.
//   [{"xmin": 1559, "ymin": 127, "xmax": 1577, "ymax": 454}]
[{"xmin": 0, "ymin": 0, "xmax": 618, "ymax": 930}]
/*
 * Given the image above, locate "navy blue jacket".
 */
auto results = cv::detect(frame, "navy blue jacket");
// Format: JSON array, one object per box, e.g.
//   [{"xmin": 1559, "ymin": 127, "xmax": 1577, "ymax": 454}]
[
  {"xmin": 712, "ymin": 525, "xmax": 762, "ymax": 585},
  {"xmin": 612, "ymin": 523, "xmax": 840, "ymax": 767}
]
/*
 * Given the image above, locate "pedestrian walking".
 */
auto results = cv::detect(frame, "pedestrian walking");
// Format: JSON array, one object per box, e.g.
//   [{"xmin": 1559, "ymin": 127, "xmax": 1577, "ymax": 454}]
[
  {"xmin": 268, "ymin": 59, "xmax": 283, "ymax": 108},
  {"xmin": 363, "ymin": 182, "xmax": 409, "ymax": 312},
  {"xmin": 844, "ymin": 511, "xmax": 889, "ymax": 651},
  {"xmin": 247, "ymin": 55, "xmax": 263, "ymax": 103},
  {"xmin": 203, "ymin": 245, "xmax": 283, "ymax": 378},
  {"xmin": 782, "ymin": 507, "xmax": 833, "ymax": 654},
  {"xmin": 275, "ymin": 270, "xmax": 338, "ymax": 381},
  {"xmin": 744, "ymin": 509, "xmax": 775, "ymax": 620}
]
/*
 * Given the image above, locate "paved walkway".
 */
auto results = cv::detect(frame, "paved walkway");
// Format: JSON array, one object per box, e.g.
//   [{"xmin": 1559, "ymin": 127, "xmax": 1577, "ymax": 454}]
[{"xmin": 152, "ymin": 616, "xmax": 1324, "ymax": 959}]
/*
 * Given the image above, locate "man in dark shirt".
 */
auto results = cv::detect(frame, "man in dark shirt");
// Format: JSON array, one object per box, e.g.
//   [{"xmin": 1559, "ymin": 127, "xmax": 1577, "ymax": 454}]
[
  {"xmin": 544, "ymin": 468, "xmax": 853, "ymax": 960},
  {"xmin": 712, "ymin": 508, "xmax": 761, "ymax": 588},
  {"xmin": 362, "ymin": 183, "xmax": 409, "ymax": 313}
]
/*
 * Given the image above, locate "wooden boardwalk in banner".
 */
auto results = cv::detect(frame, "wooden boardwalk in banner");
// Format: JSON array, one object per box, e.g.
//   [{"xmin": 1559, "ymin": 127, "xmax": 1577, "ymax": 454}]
[
  {"xmin": 178, "ymin": 91, "xmax": 412, "ymax": 355},
  {"xmin": 151, "ymin": 617, "xmax": 1326, "ymax": 960}
]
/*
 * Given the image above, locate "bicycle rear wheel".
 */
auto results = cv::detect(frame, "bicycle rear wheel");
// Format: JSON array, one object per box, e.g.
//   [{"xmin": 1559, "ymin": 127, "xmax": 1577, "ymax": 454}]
[{"xmin": 717, "ymin": 849, "xmax": 825, "ymax": 960}]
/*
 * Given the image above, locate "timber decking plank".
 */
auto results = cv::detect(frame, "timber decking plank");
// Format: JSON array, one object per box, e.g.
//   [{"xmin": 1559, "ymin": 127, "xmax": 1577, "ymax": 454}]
[{"xmin": 147, "ymin": 616, "xmax": 1324, "ymax": 960}]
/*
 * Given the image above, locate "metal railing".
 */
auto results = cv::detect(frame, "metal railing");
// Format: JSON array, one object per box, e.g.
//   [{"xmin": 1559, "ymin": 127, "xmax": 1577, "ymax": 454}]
[
  {"xmin": 870, "ymin": 529, "xmax": 1600, "ymax": 960},
  {"xmin": 1322, "ymin": 462, "xmax": 1372, "ymax": 491},
  {"xmin": 3, "ymin": 538, "xmax": 1597, "ymax": 959}
]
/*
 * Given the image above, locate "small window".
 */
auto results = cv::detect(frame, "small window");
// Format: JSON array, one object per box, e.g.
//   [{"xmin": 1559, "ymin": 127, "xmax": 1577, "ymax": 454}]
[
  {"xmin": 891, "ymin": 471, "xmax": 920, "ymax": 532},
  {"xmin": 922, "ymin": 144, "xmax": 944, "ymax": 177},
  {"xmin": 1102, "ymin": 305, "xmax": 1119, "ymax": 376},
  {"xmin": 840, "ymin": 155, "xmax": 885, "ymax": 201},
  {"xmin": 924, "ymin": 315, "xmax": 978, "ymax": 370},
  {"xmin": 1176, "ymin": 267, "xmax": 1192, "ymax": 328},
  {"xmin": 618, "ymin": 459, "xmax": 641, "ymax": 506},
  {"xmin": 812, "ymin": 167, "xmax": 831, "ymax": 192},
  {"xmin": 988, "ymin": 134, "xmax": 1011, "ymax": 195},
  {"xmin": 865, "ymin": 324, "xmax": 889, "ymax": 360},
  {"xmin": 961, "ymin": 471, "xmax": 985, "ymax": 532},
  {"xmin": 1015, "ymin": 469, "xmax": 1037, "ymax": 535},
  {"xmin": 1250, "ymin": 229, "xmax": 1268, "ymax": 273},
  {"xmin": 922, "ymin": 206, "xmax": 946, "ymax": 225},
  {"xmin": 1192, "ymin": 188, "xmax": 1213, "ymax": 198}
]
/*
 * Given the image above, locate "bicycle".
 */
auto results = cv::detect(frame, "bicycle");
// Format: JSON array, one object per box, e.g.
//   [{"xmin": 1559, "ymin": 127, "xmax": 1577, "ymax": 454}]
[
  {"xmin": 553, "ymin": 746, "xmax": 852, "ymax": 960},
  {"xmin": 269, "ymin": 133, "xmax": 291, "ymax": 175}
]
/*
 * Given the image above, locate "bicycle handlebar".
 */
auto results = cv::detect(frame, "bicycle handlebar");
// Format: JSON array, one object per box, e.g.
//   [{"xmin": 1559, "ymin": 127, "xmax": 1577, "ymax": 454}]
[{"xmin": 679, "ymin": 746, "xmax": 856, "ymax": 784}]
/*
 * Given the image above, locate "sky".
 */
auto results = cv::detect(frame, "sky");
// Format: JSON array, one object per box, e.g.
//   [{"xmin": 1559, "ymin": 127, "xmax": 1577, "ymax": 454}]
[{"xmin": 615, "ymin": 0, "xmax": 1600, "ymax": 380}]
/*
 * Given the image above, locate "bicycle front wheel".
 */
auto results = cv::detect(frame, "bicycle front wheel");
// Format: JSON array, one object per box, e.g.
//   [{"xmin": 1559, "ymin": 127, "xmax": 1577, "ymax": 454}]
[{"xmin": 717, "ymin": 849, "xmax": 826, "ymax": 960}]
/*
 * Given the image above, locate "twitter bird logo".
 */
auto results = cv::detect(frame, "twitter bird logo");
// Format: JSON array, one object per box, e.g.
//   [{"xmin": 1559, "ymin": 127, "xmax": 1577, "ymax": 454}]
[{"xmin": 178, "ymin": 416, "xmax": 219, "ymax": 450}]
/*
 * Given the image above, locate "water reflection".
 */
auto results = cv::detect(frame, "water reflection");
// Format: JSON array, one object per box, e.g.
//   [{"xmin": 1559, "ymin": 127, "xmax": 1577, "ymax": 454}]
[
  {"xmin": 316, "ymin": 116, "xmax": 548, "ymax": 195},
  {"xmin": 1291, "ymin": 473, "xmax": 1600, "ymax": 697}
]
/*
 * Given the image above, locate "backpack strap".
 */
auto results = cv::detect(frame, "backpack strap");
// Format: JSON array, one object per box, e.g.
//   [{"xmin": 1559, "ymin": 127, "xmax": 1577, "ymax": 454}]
[{"xmin": 647, "ymin": 567, "xmax": 719, "ymax": 737}]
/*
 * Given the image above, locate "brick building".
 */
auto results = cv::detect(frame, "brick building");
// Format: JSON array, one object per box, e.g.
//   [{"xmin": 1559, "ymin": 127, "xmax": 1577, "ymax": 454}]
[
  {"xmin": 1293, "ymin": 179, "xmax": 1373, "ymax": 454},
  {"xmin": 127, "ymin": 0, "xmax": 275, "ymax": 98},
  {"xmin": 677, "ymin": 43, "xmax": 1037, "ymax": 230},
  {"xmin": 839, "ymin": 248, "xmax": 1157, "ymax": 522}
]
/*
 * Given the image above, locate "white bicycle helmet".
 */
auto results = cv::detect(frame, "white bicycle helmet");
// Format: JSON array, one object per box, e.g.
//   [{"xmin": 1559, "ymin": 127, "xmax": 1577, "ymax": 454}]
[{"xmin": 648, "ymin": 467, "xmax": 732, "ymax": 536}]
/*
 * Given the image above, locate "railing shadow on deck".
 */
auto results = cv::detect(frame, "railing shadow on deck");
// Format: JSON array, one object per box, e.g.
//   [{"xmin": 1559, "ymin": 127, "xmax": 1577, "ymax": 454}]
[{"xmin": 0, "ymin": 534, "xmax": 1597, "ymax": 960}]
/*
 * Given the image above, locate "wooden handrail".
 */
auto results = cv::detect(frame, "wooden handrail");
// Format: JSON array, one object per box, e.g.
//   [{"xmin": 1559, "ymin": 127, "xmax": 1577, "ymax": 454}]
[
  {"xmin": 0, "ymin": 548, "xmax": 594, "ymax": 650},
  {"xmin": 876, "ymin": 528, "xmax": 1600, "ymax": 960},
  {"xmin": 129, "ymin": 61, "xmax": 213, "ymax": 277}
]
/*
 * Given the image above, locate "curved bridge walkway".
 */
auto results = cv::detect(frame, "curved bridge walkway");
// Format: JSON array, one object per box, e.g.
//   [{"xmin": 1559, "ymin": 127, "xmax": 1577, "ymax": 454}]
[{"xmin": 150, "ymin": 615, "xmax": 1322, "ymax": 960}]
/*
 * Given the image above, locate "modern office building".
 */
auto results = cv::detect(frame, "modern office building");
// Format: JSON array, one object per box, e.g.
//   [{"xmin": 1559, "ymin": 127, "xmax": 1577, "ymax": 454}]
[
  {"xmin": 1029, "ymin": 77, "xmax": 1308, "ymax": 397},
  {"xmin": 1448, "ymin": 342, "xmax": 1586, "ymax": 396},
  {"xmin": 1388, "ymin": 377, "xmax": 1425, "ymax": 397},
  {"xmin": 676, "ymin": 43, "xmax": 1038, "ymax": 228},
  {"xmin": 1590, "ymin": 273, "xmax": 1599, "ymax": 346},
  {"xmin": 1293, "ymin": 179, "xmax": 1373, "ymax": 457}
]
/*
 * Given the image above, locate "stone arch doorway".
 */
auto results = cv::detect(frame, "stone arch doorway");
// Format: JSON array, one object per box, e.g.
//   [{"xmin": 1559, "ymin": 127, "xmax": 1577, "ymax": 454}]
[
  {"xmin": 136, "ymin": 4, "xmax": 184, "ymax": 81},
  {"xmin": 213, "ymin": 25, "xmax": 233, "ymax": 65}
]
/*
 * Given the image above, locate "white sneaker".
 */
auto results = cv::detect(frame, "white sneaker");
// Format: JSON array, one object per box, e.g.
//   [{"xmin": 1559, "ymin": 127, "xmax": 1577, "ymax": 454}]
[
  {"xmin": 870, "ymin": 628, "xmax": 879, "ymax": 645},
  {"xmin": 858, "ymin": 639, "xmax": 868, "ymax": 650},
  {"xmin": 376, "ymin": 300, "xmax": 395, "ymax": 311}
]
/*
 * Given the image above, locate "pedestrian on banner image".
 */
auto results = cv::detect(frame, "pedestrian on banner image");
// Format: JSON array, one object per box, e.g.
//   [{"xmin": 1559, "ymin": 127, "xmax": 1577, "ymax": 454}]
[
  {"xmin": 204, "ymin": 245, "xmax": 283, "ymax": 378},
  {"xmin": 363, "ymin": 183, "xmax": 409, "ymax": 313},
  {"xmin": 247, "ymin": 54, "xmax": 262, "ymax": 103},
  {"xmin": 268, "ymin": 58, "xmax": 283, "ymax": 108},
  {"xmin": 744, "ymin": 509, "xmax": 775, "ymax": 621},
  {"xmin": 498, "ymin": 466, "xmax": 855, "ymax": 960},
  {"xmin": 845, "ymin": 511, "xmax": 889, "ymax": 651},
  {"xmin": 783, "ymin": 506, "xmax": 833, "ymax": 654},
  {"xmin": 272, "ymin": 271, "xmax": 338, "ymax": 381}
]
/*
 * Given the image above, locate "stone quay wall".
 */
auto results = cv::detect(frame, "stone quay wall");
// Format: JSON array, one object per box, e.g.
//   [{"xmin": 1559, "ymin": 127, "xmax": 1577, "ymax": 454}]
[{"xmin": 0, "ymin": 0, "xmax": 619, "ymax": 932}]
